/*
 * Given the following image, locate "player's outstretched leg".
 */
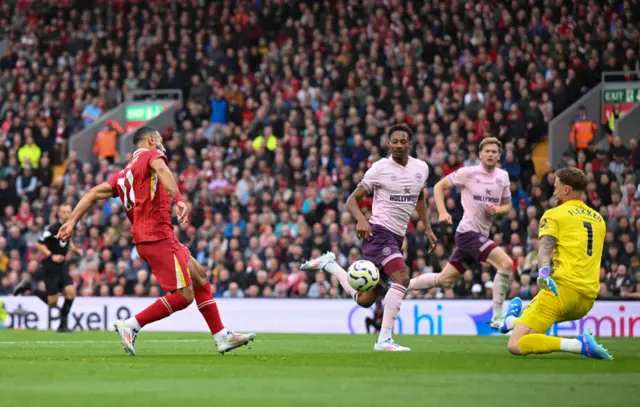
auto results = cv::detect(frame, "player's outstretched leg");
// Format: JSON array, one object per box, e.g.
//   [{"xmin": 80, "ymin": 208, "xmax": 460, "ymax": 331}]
[
  {"xmin": 187, "ymin": 257, "xmax": 256, "ymax": 354},
  {"xmin": 374, "ymin": 262, "xmax": 410, "ymax": 352},
  {"xmin": 115, "ymin": 287, "xmax": 193, "ymax": 356},
  {"xmin": 484, "ymin": 247, "xmax": 514, "ymax": 329},
  {"xmin": 408, "ymin": 263, "xmax": 461, "ymax": 292},
  {"xmin": 301, "ymin": 252, "xmax": 359, "ymax": 301},
  {"xmin": 500, "ymin": 297, "xmax": 523, "ymax": 334},
  {"xmin": 507, "ymin": 317, "xmax": 613, "ymax": 360}
]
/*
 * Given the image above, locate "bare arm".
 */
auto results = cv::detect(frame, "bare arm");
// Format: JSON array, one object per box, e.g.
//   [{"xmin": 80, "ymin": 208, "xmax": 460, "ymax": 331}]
[
  {"xmin": 416, "ymin": 189, "xmax": 433, "ymax": 233},
  {"xmin": 345, "ymin": 186, "xmax": 369, "ymax": 224},
  {"xmin": 495, "ymin": 197, "xmax": 512, "ymax": 216},
  {"xmin": 67, "ymin": 182, "xmax": 115, "ymax": 225},
  {"xmin": 150, "ymin": 157, "xmax": 183, "ymax": 201},
  {"xmin": 433, "ymin": 177, "xmax": 452, "ymax": 216},
  {"xmin": 537, "ymin": 235, "xmax": 557, "ymax": 270},
  {"xmin": 417, "ymin": 188, "xmax": 438, "ymax": 251}
]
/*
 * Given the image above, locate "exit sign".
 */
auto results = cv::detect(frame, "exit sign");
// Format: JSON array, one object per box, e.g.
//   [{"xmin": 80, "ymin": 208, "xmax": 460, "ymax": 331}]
[
  {"xmin": 603, "ymin": 88, "xmax": 640, "ymax": 103},
  {"xmin": 125, "ymin": 104, "xmax": 168, "ymax": 132}
]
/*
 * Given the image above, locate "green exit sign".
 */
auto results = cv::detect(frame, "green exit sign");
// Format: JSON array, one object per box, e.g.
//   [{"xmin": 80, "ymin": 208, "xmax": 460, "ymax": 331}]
[
  {"xmin": 125, "ymin": 105, "xmax": 167, "ymax": 121},
  {"xmin": 603, "ymin": 88, "xmax": 640, "ymax": 103}
]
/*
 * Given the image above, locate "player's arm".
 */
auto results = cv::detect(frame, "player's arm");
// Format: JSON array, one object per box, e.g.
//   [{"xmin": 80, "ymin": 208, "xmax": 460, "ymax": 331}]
[
  {"xmin": 416, "ymin": 188, "xmax": 438, "ymax": 252},
  {"xmin": 149, "ymin": 156, "xmax": 188, "ymax": 224},
  {"xmin": 538, "ymin": 235, "xmax": 557, "ymax": 269},
  {"xmin": 537, "ymin": 211, "xmax": 559, "ymax": 296},
  {"xmin": 150, "ymin": 157, "xmax": 183, "ymax": 202},
  {"xmin": 56, "ymin": 182, "xmax": 115, "ymax": 241},
  {"xmin": 433, "ymin": 177, "xmax": 453, "ymax": 223},
  {"xmin": 489, "ymin": 197, "xmax": 512, "ymax": 216},
  {"xmin": 346, "ymin": 186, "xmax": 371, "ymax": 239}
]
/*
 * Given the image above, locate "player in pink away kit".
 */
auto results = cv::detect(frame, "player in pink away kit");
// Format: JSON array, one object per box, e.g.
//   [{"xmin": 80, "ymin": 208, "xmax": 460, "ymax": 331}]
[
  {"xmin": 408, "ymin": 137, "xmax": 515, "ymax": 328},
  {"xmin": 302, "ymin": 124, "xmax": 438, "ymax": 351},
  {"xmin": 57, "ymin": 126, "xmax": 255, "ymax": 355}
]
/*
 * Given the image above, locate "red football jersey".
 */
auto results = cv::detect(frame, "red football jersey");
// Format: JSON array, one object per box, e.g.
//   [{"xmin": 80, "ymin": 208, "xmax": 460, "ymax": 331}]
[{"xmin": 107, "ymin": 148, "xmax": 174, "ymax": 244}]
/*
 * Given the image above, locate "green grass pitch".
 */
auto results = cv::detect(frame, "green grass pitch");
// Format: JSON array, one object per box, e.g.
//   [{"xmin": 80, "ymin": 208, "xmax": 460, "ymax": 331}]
[{"xmin": 0, "ymin": 330, "xmax": 639, "ymax": 407}]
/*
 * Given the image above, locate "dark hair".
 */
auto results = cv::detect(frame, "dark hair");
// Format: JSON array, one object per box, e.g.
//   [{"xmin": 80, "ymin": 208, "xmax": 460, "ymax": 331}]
[
  {"xmin": 132, "ymin": 126, "xmax": 158, "ymax": 146},
  {"xmin": 388, "ymin": 123, "xmax": 413, "ymax": 141},
  {"xmin": 555, "ymin": 167, "xmax": 588, "ymax": 192}
]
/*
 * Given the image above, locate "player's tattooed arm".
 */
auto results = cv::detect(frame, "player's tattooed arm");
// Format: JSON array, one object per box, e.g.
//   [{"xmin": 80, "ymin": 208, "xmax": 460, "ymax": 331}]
[{"xmin": 537, "ymin": 235, "xmax": 557, "ymax": 269}]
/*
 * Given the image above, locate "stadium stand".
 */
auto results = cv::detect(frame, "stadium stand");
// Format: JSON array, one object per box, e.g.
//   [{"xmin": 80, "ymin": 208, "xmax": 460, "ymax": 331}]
[{"xmin": 0, "ymin": 0, "xmax": 639, "ymax": 301}]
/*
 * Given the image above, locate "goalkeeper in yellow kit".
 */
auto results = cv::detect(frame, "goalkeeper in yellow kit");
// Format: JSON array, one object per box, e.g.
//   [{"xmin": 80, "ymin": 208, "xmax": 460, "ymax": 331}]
[{"xmin": 500, "ymin": 167, "xmax": 613, "ymax": 360}]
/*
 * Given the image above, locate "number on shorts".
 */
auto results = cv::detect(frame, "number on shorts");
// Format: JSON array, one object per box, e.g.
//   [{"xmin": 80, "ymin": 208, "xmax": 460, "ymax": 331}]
[
  {"xmin": 582, "ymin": 221, "xmax": 593, "ymax": 257},
  {"xmin": 117, "ymin": 170, "xmax": 136, "ymax": 211}
]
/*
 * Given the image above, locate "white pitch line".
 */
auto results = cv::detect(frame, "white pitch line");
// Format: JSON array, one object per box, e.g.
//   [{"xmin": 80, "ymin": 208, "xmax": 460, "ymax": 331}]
[{"xmin": 0, "ymin": 339, "xmax": 208, "ymax": 345}]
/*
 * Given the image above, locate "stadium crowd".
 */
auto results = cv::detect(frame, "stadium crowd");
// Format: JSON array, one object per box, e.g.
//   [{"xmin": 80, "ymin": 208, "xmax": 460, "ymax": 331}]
[{"xmin": 0, "ymin": 0, "xmax": 639, "ymax": 301}]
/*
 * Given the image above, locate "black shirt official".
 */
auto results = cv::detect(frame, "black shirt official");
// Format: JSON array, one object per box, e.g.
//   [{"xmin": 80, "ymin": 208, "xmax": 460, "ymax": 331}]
[
  {"xmin": 16, "ymin": 204, "xmax": 79, "ymax": 333},
  {"xmin": 39, "ymin": 222, "xmax": 70, "ymax": 269}
]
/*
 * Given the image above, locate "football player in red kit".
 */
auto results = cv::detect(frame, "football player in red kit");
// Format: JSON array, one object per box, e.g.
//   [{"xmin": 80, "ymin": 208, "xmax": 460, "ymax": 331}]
[{"xmin": 57, "ymin": 126, "xmax": 255, "ymax": 355}]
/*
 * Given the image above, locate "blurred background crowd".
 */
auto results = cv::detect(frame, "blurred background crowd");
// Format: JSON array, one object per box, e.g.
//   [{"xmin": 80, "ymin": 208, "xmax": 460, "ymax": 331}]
[{"xmin": 0, "ymin": 0, "xmax": 639, "ymax": 301}]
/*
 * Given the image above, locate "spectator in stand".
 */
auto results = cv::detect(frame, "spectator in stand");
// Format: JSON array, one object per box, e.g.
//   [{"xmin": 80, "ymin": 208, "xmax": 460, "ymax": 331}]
[
  {"xmin": 17, "ymin": 133, "xmax": 41, "ymax": 169},
  {"xmin": 93, "ymin": 119, "xmax": 124, "ymax": 164},
  {"xmin": 0, "ymin": 0, "xmax": 639, "ymax": 300},
  {"xmin": 82, "ymin": 98, "xmax": 103, "ymax": 129},
  {"xmin": 569, "ymin": 106, "xmax": 598, "ymax": 156}
]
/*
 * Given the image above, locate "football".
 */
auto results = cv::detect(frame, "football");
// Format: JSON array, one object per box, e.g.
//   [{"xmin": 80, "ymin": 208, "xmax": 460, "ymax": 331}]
[{"xmin": 347, "ymin": 260, "xmax": 380, "ymax": 292}]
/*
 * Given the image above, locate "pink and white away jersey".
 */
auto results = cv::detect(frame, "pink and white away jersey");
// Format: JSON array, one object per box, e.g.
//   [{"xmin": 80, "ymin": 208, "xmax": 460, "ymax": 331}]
[
  {"xmin": 447, "ymin": 165, "xmax": 511, "ymax": 236},
  {"xmin": 358, "ymin": 156, "xmax": 429, "ymax": 236}
]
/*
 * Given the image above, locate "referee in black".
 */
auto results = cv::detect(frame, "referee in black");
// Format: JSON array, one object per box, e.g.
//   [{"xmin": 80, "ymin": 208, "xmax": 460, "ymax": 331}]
[{"xmin": 13, "ymin": 204, "xmax": 82, "ymax": 332}]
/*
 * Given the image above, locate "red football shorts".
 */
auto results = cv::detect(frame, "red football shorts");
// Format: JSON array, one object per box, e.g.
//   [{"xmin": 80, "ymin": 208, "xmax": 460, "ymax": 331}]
[{"xmin": 136, "ymin": 237, "xmax": 192, "ymax": 292}]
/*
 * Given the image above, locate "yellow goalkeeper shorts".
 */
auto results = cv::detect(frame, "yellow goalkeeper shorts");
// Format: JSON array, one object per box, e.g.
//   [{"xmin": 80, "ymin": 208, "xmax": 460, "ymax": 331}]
[{"xmin": 516, "ymin": 283, "xmax": 595, "ymax": 334}]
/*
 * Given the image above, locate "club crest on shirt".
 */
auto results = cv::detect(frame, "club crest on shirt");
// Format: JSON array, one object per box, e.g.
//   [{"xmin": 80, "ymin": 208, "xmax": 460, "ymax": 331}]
[
  {"xmin": 540, "ymin": 218, "xmax": 548, "ymax": 229},
  {"xmin": 382, "ymin": 247, "xmax": 391, "ymax": 256},
  {"xmin": 478, "ymin": 236, "xmax": 488, "ymax": 243},
  {"xmin": 415, "ymin": 173, "xmax": 423, "ymax": 183}
]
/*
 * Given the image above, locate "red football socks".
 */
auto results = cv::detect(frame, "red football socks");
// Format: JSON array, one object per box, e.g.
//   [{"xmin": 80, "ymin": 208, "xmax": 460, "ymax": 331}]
[
  {"xmin": 195, "ymin": 283, "xmax": 225, "ymax": 335},
  {"xmin": 135, "ymin": 291, "xmax": 191, "ymax": 328}
]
